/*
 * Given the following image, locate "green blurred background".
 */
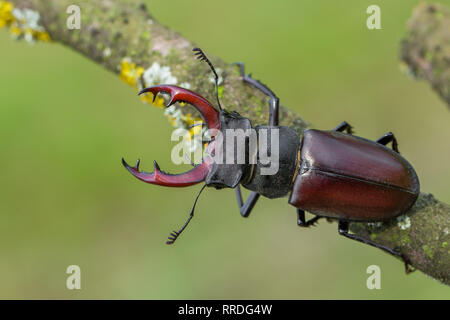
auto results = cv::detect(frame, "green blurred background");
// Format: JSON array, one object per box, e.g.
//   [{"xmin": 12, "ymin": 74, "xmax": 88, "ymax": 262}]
[{"xmin": 0, "ymin": 0, "xmax": 449, "ymax": 299}]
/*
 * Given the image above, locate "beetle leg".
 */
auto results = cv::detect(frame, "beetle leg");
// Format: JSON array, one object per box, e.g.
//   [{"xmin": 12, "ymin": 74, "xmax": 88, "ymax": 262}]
[
  {"xmin": 333, "ymin": 121, "xmax": 354, "ymax": 134},
  {"xmin": 376, "ymin": 132, "xmax": 399, "ymax": 153},
  {"xmin": 234, "ymin": 62, "xmax": 279, "ymax": 126},
  {"xmin": 235, "ymin": 185, "xmax": 260, "ymax": 218},
  {"xmin": 338, "ymin": 221, "xmax": 413, "ymax": 273},
  {"xmin": 297, "ymin": 209, "xmax": 322, "ymax": 227}
]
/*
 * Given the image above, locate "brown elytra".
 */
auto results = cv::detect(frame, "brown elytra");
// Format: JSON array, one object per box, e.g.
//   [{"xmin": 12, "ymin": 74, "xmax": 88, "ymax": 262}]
[{"xmin": 289, "ymin": 129, "xmax": 420, "ymax": 221}]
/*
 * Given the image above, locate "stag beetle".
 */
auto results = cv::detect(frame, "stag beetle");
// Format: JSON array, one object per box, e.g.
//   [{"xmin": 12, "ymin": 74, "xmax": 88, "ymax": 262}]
[{"xmin": 122, "ymin": 48, "xmax": 419, "ymax": 264}]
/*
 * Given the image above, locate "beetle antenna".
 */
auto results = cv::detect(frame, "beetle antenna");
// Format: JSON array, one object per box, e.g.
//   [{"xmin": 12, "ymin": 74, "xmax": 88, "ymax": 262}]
[
  {"xmin": 166, "ymin": 184, "xmax": 207, "ymax": 245},
  {"xmin": 192, "ymin": 47, "xmax": 222, "ymax": 111}
]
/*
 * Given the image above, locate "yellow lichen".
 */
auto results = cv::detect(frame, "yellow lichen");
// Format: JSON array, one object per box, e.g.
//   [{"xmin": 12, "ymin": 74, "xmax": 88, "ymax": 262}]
[
  {"xmin": 36, "ymin": 30, "xmax": 50, "ymax": 42},
  {"xmin": 0, "ymin": 1, "xmax": 14, "ymax": 27},
  {"xmin": 140, "ymin": 93, "xmax": 165, "ymax": 108},
  {"xmin": 119, "ymin": 58, "xmax": 166, "ymax": 108},
  {"xmin": 119, "ymin": 58, "xmax": 144, "ymax": 87},
  {"xmin": 0, "ymin": 2, "xmax": 51, "ymax": 43},
  {"xmin": 8, "ymin": 24, "xmax": 20, "ymax": 36}
]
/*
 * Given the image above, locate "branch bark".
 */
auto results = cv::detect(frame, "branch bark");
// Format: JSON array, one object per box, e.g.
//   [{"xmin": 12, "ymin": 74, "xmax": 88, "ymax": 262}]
[
  {"xmin": 7, "ymin": 0, "xmax": 450, "ymax": 285},
  {"xmin": 400, "ymin": 2, "xmax": 450, "ymax": 108}
]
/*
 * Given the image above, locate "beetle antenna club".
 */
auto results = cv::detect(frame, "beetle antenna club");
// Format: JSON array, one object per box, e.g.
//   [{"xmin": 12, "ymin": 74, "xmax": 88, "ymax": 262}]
[
  {"xmin": 192, "ymin": 47, "xmax": 222, "ymax": 111},
  {"xmin": 166, "ymin": 184, "xmax": 207, "ymax": 245}
]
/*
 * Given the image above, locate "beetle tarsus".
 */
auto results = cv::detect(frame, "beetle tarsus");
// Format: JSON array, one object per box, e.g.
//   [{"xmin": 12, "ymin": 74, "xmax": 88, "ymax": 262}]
[
  {"xmin": 376, "ymin": 132, "xmax": 400, "ymax": 153},
  {"xmin": 297, "ymin": 209, "xmax": 322, "ymax": 227},
  {"xmin": 333, "ymin": 121, "xmax": 354, "ymax": 134},
  {"xmin": 402, "ymin": 256, "xmax": 415, "ymax": 274}
]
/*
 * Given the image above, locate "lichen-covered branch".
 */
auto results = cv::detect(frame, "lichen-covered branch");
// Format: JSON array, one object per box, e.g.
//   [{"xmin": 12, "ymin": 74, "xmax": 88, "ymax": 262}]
[
  {"xmin": 400, "ymin": 2, "xmax": 450, "ymax": 107},
  {"xmin": 350, "ymin": 194, "xmax": 449, "ymax": 285},
  {"xmin": 4, "ymin": 0, "xmax": 449, "ymax": 285}
]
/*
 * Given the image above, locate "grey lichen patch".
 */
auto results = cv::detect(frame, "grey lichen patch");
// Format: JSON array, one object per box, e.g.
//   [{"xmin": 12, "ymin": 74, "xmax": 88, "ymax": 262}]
[{"xmin": 422, "ymin": 244, "xmax": 434, "ymax": 260}]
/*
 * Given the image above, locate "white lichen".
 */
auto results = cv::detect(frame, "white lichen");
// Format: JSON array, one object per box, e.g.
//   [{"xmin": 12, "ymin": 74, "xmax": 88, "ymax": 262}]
[
  {"xmin": 11, "ymin": 8, "xmax": 48, "ymax": 43},
  {"xmin": 164, "ymin": 105, "xmax": 183, "ymax": 128},
  {"xmin": 143, "ymin": 62, "xmax": 177, "ymax": 87},
  {"xmin": 180, "ymin": 82, "xmax": 191, "ymax": 89},
  {"xmin": 367, "ymin": 222, "xmax": 383, "ymax": 229},
  {"xmin": 397, "ymin": 215, "xmax": 411, "ymax": 230},
  {"xmin": 103, "ymin": 47, "xmax": 112, "ymax": 58}
]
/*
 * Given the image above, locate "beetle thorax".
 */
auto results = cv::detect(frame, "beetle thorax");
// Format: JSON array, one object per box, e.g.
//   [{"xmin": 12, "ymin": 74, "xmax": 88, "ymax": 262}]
[{"xmin": 205, "ymin": 111, "xmax": 300, "ymax": 199}]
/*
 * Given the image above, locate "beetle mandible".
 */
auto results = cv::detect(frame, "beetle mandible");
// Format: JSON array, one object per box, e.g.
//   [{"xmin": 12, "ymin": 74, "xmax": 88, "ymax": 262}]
[{"xmin": 122, "ymin": 48, "xmax": 420, "ymax": 265}]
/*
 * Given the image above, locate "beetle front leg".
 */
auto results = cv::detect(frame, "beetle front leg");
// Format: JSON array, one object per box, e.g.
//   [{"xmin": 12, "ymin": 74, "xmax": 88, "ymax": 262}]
[
  {"xmin": 297, "ymin": 209, "xmax": 322, "ymax": 227},
  {"xmin": 333, "ymin": 121, "xmax": 354, "ymax": 134},
  {"xmin": 235, "ymin": 185, "xmax": 260, "ymax": 218},
  {"xmin": 376, "ymin": 132, "xmax": 399, "ymax": 153},
  {"xmin": 234, "ymin": 62, "xmax": 279, "ymax": 126},
  {"xmin": 338, "ymin": 221, "xmax": 413, "ymax": 273}
]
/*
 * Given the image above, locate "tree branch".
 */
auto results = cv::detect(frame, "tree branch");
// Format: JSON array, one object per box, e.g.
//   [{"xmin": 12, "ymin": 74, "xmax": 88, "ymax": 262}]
[
  {"xmin": 6, "ymin": 0, "xmax": 450, "ymax": 285},
  {"xmin": 400, "ymin": 2, "xmax": 450, "ymax": 108}
]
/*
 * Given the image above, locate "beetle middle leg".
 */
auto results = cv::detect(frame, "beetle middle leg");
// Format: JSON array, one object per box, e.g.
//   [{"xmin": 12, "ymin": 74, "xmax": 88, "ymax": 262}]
[
  {"xmin": 338, "ymin": 220, "xmax": 413, "ymax": 273},
  {"xmin": 235, "ymin": 185, "xmax": 260, "ymax": 218},
  {"xmin": 376, "ymin": 132, "xmax": 399, "ymax": 153},
  {"xmin": 333, "ymin": 121, "xmax": 354, "ymax": 134},
  {"xmin": 297, "ymin": 209, "xmax": 322, "ymax": 227}
]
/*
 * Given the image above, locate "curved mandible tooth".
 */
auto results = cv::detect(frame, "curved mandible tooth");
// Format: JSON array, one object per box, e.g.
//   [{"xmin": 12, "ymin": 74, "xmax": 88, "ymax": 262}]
[
  {"xmin": 122, "ymin": 158, "xmax": 211, "ymax": 187},
  {"xmin": 138, "ymin": 85, "xmax": 221, "ymax": 130},
  {"xmin": 124, "ymin": 85, "xmax": 220, "ymax": 188}
]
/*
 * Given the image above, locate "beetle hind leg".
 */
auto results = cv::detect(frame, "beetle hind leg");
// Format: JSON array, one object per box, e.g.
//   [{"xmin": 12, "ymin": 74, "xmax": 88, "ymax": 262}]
[
  {"xmin": 297, "ymin": 209, "xmax": 322, "ymax": 227},
  {"xmin": 338, "ymin": 221, "xmax": 413, "ymax": 273},
  {"xmin": 376, "ymin": 132, "xmax": 399, "ymax": 153}
]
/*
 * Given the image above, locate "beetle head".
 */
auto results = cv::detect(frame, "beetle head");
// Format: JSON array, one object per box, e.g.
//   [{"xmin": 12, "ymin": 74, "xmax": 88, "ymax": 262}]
[{"xmin": 204, "ymin": 110, "xmax": 254, "ymax": 189}]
